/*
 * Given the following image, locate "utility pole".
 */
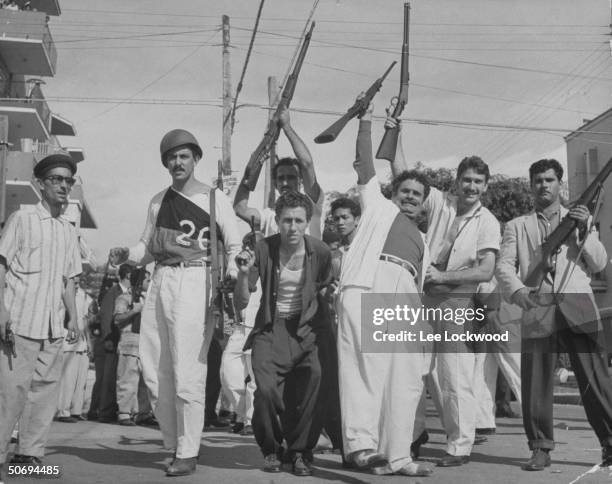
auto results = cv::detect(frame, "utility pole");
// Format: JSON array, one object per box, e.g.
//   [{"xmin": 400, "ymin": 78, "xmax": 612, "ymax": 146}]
[
  {"xmin": 265, "ymin": 76, "xmax": 281, "ymax": 209},
  {"xmin": 0, "ymin": 115, "xmax": 8, "ymax": 227},
  {"xmin": 222, "ymin": 15, "xmax": 232, "ymax": 178}
]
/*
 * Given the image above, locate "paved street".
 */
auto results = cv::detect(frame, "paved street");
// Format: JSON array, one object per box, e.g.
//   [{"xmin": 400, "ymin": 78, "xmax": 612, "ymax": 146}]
[{"xmin": 4, "ymin": 400, "xmax": 612, "ymax": 484}]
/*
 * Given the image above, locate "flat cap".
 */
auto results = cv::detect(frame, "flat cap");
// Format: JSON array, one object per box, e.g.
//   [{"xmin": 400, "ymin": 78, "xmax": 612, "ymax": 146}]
[{"xmin": 34, "ymin": 153, "xmax": 77, "ymax": 178}]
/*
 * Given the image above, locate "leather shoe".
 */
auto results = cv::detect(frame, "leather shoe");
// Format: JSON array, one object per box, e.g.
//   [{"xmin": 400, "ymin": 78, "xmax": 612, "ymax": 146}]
[
  {"xmin": 521, "ymin": 449, "xmax": 551, "ymax": 471},
  {"xmin": 410, "ymin": 430, "xmax": 429, "ymax": 459},
  {"xmin": 474, "ymin": 435, "xmax": 488, "ymax": 445},
  {"xmin": 292, "ymin": 453, "xmax": 313, "ymax": 477},
  {"xmin": 71, "ymin": 414, "xmax": 86, "ymax": 421},
  {"xmin": 56, "ymin": 416, "xmax": 78, "ymax": 423},
  {"xmin": 352, "ymin": 449, "xmax": 388, "ymax": 469},
  {"xmin": 263, "ymin": 454, "xmax": 281, "ymax": 473},
  {"xmin": 10, "ymin": 455, "xmax": 42, "ymax": 465},
  {"xmin": 601, "ymin": 447, "xmax": 612, "ymax": 467},
  {"xmin": 476, "ymin": 427, "xmax": 496, "ymax": 435},
  {"xmin": 166, "ymin": 457, "xmax": 197, "ymax": 476},
  {"xmin": 204, "ymin": 417, "xmax": 230, "ymax": 429},
  {"xmin": 437, "ymin": 453, "xmax": 469, "ymax": 467},
  {"xmin": 118, "ymin": 418, "xmax": 136, "ymax": 426},
  {"xmin": 239, "ymin": 424, "xmax": 253, "ymax": 436}
]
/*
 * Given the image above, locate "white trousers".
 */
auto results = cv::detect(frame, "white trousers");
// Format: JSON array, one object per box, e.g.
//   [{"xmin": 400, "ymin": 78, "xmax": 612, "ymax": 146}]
[
  {"xmin": 57, "ymin": 350, "xmax": 89, "ymax": 417},
  {"xmin": 0, "ymin": 336, "xmax": 64, "ymax": 461},
  {"xmin": 474, "ymin": 352, "xmax": 497, "ymax": 429},
  {"xmin": 414, "ymin": 361, "xmax": 444, "ymax": 439},
  {"xmin": 140, "ymin": 265, "xmax": 213, "ymax": 458},
  {"xmin": 220, "ymin": 325, "xmax": 255, "ymax": 425},
  {"xmin": 338, "ymin": 260, "xmax": 430, "ymax": 472}
]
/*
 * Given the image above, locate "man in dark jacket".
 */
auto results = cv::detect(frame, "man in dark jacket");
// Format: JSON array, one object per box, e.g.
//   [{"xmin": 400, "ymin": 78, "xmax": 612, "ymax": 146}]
[{"xmin": 235, "ymin": 191, "xmax": 334, "ymax": 477}]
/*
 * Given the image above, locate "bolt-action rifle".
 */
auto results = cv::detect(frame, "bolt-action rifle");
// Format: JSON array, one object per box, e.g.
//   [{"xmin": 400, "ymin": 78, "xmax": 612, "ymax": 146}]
[
  {"xmin": 241, "ymin": 22, "xmax": 315, "ymax": 191},
  {"xmin": 314, "ymin": 61, "xmax": 396, "ymax": 144}
]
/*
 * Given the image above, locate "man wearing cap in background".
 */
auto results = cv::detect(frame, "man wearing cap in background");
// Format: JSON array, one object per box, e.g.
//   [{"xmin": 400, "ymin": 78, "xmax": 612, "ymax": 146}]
[
  {"xmin": 110, "ymin": 129, "xmax": 241, "ymax": 477},
  {"xmin": 0, "ymin": 153, "xmax": 82, "ymax": 478}
]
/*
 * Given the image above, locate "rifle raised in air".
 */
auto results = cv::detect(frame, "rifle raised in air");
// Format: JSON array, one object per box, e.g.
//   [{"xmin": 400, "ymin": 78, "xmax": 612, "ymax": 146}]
[
  {"xmin": 241, "ymin": 22, "xmax": 315, "ymax": 191},
  {"xmin": 314, "ymin": 61, "xmax": 396, "ymax": 144},
  {"xmin": 376, "ymin": 2, "xmax": 410, "ymax": 162},
  {"xmin": 524, "ymin": 156, "xmax": 612, "ymax": 290}
]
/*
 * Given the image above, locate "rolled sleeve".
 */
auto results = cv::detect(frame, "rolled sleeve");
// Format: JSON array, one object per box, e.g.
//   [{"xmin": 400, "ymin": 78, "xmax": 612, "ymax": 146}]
[
  {"xmin": 129, "ymin": 194, "xmax": 160, "ymax": 265},
  {"xmin": 477, "ymin": 212, "xmax": 501, "ymax": 253}
]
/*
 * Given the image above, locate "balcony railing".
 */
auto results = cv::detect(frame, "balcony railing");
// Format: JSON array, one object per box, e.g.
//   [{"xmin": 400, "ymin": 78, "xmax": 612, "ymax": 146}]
[{"xmin": 0, "ymin": 10, "xmax": 57, "ymax": 76}]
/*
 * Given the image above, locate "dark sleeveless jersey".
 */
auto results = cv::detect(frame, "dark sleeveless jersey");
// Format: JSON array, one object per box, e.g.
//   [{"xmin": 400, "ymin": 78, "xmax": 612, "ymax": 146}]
[
  {"xmin": 148, "ymin": 189, "xmax": 221, "ymax": 265},
  {"xmin": 381, "ymin": 213, "xmax": 424, "ymax": 275}
]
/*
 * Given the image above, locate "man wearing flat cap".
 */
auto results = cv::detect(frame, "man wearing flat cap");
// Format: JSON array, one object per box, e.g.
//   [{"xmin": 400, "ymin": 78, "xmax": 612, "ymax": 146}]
[
  {"xmin": 0, "ymin": 153, "xmax": 82, "ymax": 477},
  {"xmin": 110, "ymin": 129, "xmax": 241, "ymax": 477}
]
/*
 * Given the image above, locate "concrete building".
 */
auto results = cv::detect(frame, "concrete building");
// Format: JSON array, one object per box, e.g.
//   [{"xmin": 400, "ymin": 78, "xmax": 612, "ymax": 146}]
[
  {"xmin": 565, "ymin": 109, "xmax": 612, "ymax": 312},
  {"xmin": 0, "ymin": 0, "xmax": 97, "ymax": 267}
]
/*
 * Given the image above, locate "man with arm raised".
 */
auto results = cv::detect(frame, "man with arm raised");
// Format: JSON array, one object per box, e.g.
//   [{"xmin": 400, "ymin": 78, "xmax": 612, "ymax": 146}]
[{"xmin": 234, "ymin": 107, "xmax": 323, "ymax": 239}]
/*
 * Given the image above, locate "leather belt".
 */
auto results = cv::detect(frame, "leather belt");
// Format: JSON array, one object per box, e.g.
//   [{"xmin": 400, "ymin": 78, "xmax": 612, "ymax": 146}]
[
  {"xmin": 161, "ymin": 259, "xmax": 209, "ymax": 268},
  {"xmin": 379, "ymin": 253, "xmax": 418, "ymax": 279}
]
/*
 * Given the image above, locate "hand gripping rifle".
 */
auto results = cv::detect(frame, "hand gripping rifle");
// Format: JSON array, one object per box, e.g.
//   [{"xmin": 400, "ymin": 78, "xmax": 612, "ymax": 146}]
[
  {"xmin": 376, "ymin": 2, "xmax": 410, "ymax": 162},
  {"xmin": 524, "ymin": 156, "xmax": 612, "ymax": 290},
  {"xmin": 314, "ymin": 61, "xmax": 396, "ymax": 144},
  {"xmin": 241, "ymin": 22, "xmax": 315, "ymax": 191}
]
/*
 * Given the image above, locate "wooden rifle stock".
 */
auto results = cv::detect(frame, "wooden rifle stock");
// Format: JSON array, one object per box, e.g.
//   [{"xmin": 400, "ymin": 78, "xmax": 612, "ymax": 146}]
[
  {"xmin": 314, "ymin": 61, "xmax": 396, "ymax": 144},
  {"xmin": 524, "ymin": 156, "xmax": 612, "ymax": 289},
  {"xmin": 242, "ymin": 22, "xmax": 315, "ymax": 191},
  {"xmin": 376, "ymin": 2, "xmax": 410, "ymax": 162}
]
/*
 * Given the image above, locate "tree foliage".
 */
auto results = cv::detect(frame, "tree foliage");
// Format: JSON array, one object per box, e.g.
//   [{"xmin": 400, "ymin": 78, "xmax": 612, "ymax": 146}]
[{"xmin": 325, "ymin": 164, "xmax": 535, "ymax": 234}]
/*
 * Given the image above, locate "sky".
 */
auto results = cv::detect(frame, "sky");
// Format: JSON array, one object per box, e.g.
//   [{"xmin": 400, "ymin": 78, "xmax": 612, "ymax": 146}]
[{"xmin": 44, "ymin": 0, "xmax": 612, "ymax": 262}]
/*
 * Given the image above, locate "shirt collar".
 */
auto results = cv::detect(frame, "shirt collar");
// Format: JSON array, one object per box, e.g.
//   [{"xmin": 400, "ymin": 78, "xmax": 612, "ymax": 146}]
[
  {"xmin": 34, "ymin": 202, "xmax": 70, "ymax": 223},
  {"xmin": 536, "ymin": 200, "xmax": 561, "ymax": 220},
  {"xmin": 118, "ymin": 282, "xmax": 130, "ymax": 294}
]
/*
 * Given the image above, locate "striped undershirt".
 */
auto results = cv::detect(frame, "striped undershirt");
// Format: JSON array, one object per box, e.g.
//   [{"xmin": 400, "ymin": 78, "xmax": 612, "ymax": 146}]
[{"xmin": 0, "ymin": 202, "xmax": 82, "ymax": 339}]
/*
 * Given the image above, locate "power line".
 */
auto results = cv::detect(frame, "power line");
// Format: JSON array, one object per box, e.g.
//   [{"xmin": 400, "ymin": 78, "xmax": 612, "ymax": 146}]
[
  {"xmin": 13, "ymin": 95, "xmax": 611, "ymax": 136},
  {"xmin": 80, "ymin": 29, "xmax": 220, "ymax": 123}
]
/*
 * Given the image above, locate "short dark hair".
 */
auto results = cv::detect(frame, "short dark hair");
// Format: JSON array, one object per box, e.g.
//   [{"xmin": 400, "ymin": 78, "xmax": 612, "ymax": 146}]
[
  {"xmin": 275, "ymin": 191, "xmax": 313, "ymax": 221},
  {"xmin": 457, "ymin": 155, "xmax": 490, "ymax": 182},
  {"xmin": 330, "ymin": 197, "xmax": 361, "ymax": 218},
  {"xmin": 272, "ymin": 157, "xmax": 301, "ymax": 180},
  {"xmin": 391, "ymin": 170, "xmax": 431, "ymax": 199},
  {"xmin": 529, "ymin": 159, "xmax": 563, "ymax": 183},
  {"xmin": 118, "ymin": 264, "xmax": 133, "ymax": 281}
]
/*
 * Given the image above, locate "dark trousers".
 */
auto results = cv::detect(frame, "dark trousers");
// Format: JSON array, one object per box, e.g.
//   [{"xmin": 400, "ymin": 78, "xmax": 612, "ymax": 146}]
[
  {"xmin": 205, "ymin": 337, "xmax": 223, "ymax": 420},
  {"xmin": 522, "ymin": 310, "xmax": 612, "ymax": 451},
  {"xmin": 251, "ymin": 318, "xmax": 331, "ymax": 457},
  {"xmin": 98, "ymin": 351, "xmax": 118, "ymax": 419}
]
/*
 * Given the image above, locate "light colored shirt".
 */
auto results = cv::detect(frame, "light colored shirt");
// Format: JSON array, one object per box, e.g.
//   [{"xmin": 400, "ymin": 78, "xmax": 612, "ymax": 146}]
[
  {"xmin": 63, "ymin": 287, "xmax": 91, "ymax": 352},
  {"xmin": 260, "ymin": 189, "xmax": 324, "ymax": 240},
  {"xmin": 129, "ymin": 187, "xmax": 241, "ymax": 278},
  {"xmin": 276, "ymin": 265, "xmax": 304, "ymax": 317},
  {"xmin": 0, "ymin": 202, "xmax": 82, "ymax": 339},
  {"xmin": 423, "ymin": 187, "xmax": 500, "ymax": 271},
  {"xmin": 340, "ymin": 176, "xmax": 399, "ymax": 290}
]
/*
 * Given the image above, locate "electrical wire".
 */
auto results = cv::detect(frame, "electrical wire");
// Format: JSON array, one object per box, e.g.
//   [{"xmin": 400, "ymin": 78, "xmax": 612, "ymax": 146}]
[{"xmin": 229, "ymin": 0, "xmax": 265, "ymax": 133}]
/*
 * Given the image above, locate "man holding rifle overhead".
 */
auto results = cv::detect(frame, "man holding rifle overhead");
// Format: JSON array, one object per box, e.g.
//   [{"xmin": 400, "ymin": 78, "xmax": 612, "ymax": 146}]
[
  {"xmin": 496, "ymin": 158, "xmax": 612, "ymax": 471},
  {"xmin": 109, "ymin": 129, "xmax": 241, "ymax": 477},
  {"xmin": 234, "ymin": 107, "xmax": 324, "ymax": 239}
]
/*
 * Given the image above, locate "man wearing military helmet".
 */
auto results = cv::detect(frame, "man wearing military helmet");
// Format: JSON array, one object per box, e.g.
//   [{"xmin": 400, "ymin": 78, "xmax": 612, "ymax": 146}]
[{"xmin": 110, "ymin": 129, "xmax": 241, "ymax": 477}]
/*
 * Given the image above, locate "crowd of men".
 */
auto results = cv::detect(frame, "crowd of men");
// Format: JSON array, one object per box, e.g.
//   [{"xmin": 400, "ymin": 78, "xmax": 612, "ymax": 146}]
[{"xmin": 0, "ymin": 97, "xmax": 612, "ymax": 480}]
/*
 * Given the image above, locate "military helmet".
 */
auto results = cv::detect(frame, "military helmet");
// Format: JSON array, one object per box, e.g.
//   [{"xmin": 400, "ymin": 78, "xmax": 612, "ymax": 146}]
[{"xmin": 159, "ymin": 129, "xmax": 203, "ymax": 166}]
